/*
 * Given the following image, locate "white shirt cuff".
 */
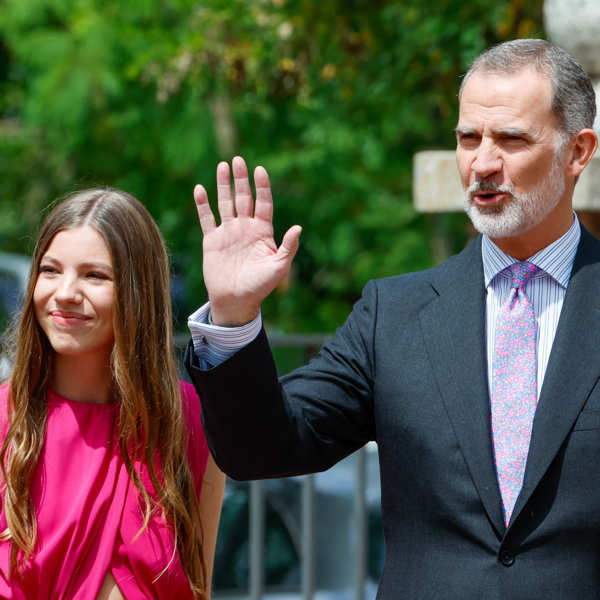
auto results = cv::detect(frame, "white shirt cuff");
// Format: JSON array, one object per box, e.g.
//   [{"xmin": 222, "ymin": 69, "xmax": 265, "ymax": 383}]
[{"xmin": 187, "ymin": 302, "xmax": 262, "ymax": 368}]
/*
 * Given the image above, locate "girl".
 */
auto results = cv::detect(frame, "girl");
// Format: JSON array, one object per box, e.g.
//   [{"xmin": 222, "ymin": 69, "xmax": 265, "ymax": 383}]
[{"xmin": 0, "ymin": 188, "xmax": 224, "ymax": 599}]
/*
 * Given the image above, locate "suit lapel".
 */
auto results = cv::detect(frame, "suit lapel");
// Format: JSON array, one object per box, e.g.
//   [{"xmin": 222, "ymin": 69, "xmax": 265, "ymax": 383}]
[
  {"xmin": 511, "ymin": 227, "xmax": 600, "ymax": 524},
  {"xmin": 419, "ymin": 237, "xmax": 505, "ymax": 537}
]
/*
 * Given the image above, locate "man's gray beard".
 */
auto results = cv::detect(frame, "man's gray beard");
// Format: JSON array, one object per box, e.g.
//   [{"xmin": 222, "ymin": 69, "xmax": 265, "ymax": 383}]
[{"xmin": 463, "ymin": 153, "xmax": 565, "ymax": 239}]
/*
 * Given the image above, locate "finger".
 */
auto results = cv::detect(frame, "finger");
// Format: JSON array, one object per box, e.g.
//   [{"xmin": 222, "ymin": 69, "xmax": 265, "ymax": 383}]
[
  {"xmin": 232, "ymin": 156, "xmax": 253, "ymax": 217},
  {"xmin": 217, "ymin": 161, "xmax": 235, "ymax": 222},
  {"xmin": 254, "ymin": 166, "xmax": 273, "ymax": 223},
  {"xmin": 194, "ymin": 184, "xmax": 217, "ymax": 233},
  {"xmin": 277, "ymin": 225, "xmax": 302, "ymax": 263}
]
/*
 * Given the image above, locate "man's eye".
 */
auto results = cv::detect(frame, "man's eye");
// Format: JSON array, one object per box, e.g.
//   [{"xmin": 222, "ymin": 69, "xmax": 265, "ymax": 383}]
[
  {"xmin": 503, "ymin": 135, "xmax": 526, "ymax": 143},
  {"xmin": 458, "ymin": 134, "xmax": 479, "ymax": 144}
]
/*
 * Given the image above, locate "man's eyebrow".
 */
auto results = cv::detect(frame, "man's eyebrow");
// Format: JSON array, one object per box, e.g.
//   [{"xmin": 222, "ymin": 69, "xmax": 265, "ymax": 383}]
[
  {"xmin": 454, "ymin": 126, "xmax": 533, "ymax": 139},
  {"xmin": 454, "ymin": 126, "xmax": 477, "ymax": 135},
  {"xmin": 496, "ymin": 127, "xmax": 530, "ymax": 137}
]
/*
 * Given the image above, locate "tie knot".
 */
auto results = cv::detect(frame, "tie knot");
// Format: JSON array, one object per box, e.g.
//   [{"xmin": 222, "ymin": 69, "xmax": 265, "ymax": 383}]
[{"xmin": 509, "ymin": 261, "xmax": 538, "ymax": 289}]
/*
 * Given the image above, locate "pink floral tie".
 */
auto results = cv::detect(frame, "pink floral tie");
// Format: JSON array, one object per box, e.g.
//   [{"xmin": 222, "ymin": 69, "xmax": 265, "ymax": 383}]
[{"xmin": 491, "ymin": 261, "xmax": 539, "ymax": 526}]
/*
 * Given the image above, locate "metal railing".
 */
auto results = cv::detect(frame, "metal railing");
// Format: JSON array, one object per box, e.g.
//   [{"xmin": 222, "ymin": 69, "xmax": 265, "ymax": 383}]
[
  {"xmin": 174, "ymin": 332, "xmax": 376, "ymax": 600},
  {"xmin": 247, "ymin": 450, "xmax": 369, "ymax": 600}
]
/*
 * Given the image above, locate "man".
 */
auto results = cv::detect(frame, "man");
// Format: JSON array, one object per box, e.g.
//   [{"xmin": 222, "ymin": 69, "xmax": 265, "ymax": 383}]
[{"xmin": 187, "ymin": 39, "xmax": 600, "ymax": 598}]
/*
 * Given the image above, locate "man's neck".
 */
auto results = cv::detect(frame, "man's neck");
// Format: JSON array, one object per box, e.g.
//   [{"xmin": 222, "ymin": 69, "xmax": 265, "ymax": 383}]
[{"xmin": 491, "ymin": 208, "xmax": 574, "ymax": 261}]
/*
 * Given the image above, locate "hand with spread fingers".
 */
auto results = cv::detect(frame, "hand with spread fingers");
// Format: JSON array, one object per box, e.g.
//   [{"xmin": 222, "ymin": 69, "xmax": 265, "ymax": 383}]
[{"xmin": 194, "ymin": 156, "xmax": 302, "ymax": 327}]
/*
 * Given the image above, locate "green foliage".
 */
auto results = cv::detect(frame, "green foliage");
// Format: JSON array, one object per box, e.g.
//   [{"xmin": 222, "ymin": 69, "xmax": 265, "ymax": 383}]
[{"xmin": 0, "ymin": 0, "xmax": 544, "ymax": 331}]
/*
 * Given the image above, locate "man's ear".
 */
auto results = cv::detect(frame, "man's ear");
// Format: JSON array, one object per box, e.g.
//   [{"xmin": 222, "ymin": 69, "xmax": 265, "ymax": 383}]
[{"xmin": 566, "ymin": 128, "xmax": 598, "ymax": 177}]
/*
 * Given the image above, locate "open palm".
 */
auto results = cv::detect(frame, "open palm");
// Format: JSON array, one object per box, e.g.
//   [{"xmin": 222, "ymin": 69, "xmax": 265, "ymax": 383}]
[{"xmin": 194, "ymin": 156, "xmax": 302, "ymax": 326}]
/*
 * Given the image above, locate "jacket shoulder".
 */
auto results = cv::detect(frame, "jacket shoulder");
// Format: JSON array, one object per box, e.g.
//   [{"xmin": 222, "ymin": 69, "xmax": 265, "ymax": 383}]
[{"xmin": 364, "ymin": 236, "xmax": 482, "ymax": 304}]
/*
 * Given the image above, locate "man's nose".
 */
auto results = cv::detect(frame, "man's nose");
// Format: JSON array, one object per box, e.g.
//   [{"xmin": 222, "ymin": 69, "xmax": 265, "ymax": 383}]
[{"xmin": 471, "ymin": 141, "xmax": 502, "ymax": 179}]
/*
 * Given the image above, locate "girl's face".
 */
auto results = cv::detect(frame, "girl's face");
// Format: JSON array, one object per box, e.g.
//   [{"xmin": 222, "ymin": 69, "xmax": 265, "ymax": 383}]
[{"xmin": 33, "ymin": 226, "xmax": 115, "ymax": 360}]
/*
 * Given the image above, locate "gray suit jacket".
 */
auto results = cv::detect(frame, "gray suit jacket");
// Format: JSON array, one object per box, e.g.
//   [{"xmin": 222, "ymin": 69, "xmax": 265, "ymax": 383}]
[{"xmin": 187, "ymin": 226, "xmax": 600, "ymax": 599}]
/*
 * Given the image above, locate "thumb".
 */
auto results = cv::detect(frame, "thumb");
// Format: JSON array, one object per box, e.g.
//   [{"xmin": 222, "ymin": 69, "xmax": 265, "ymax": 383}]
[{"xmin": 277, "ymin": 225, "xmax": 302, "ymax": 263}]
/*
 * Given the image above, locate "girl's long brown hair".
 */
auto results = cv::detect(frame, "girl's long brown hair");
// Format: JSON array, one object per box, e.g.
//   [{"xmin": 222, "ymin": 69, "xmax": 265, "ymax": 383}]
[{"xmin": 0, "ymin": 189, "xmax": 207, "ymax": 596}]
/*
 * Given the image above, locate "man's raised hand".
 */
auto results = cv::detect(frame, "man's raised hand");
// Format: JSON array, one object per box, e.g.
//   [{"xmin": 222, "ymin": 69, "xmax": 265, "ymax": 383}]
[{"xmin": 194, "ymin": 156, "xmax": 302, "ymax": 327}]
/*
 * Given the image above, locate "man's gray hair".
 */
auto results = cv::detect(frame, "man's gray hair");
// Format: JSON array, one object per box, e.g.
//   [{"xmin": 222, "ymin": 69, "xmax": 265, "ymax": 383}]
[{"xmin": 459, "ymin": 39, "xmax": 596, "ymax": 141}]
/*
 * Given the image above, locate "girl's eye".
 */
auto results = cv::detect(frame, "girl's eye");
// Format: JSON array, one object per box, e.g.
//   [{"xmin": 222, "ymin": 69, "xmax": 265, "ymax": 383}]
[
  {"xmin": 87, "ymin": 272, "xmax": 109, "ymax": 280},
  {"xmin": 39, "ymin": 265, "xmax": 57, "ymax": 274}
]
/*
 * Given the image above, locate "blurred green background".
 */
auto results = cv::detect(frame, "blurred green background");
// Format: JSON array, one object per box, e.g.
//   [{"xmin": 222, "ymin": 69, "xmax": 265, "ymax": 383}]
[{"xmin": 0, "ymin": 0, "xmax": 544, "ymax": 333}]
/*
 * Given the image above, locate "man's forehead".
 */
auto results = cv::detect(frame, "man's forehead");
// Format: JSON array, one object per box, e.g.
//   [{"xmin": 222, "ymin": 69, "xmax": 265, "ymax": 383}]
[{"xmin": 458, "ymin": 67, "xmax": 554, "ymax": 126}]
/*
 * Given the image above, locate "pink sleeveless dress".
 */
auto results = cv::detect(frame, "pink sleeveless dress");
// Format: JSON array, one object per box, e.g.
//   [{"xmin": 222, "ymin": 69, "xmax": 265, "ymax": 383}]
[{"xmin": 0, "ymin": 381, "xmax": 209, "ymax": 599}]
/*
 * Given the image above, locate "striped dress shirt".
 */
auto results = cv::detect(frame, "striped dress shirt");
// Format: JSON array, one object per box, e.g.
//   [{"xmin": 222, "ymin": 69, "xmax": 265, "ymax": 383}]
[
  {"xmin": 482, "ymin": 215, "xmax": 580, "ymax": 400},
  {"xmin": 189, "ymin": 216, "xmax": 581, "ymax": 384},
  {"xmin": 188, "ymin": 303, "xmax": 262, "ymax": 370}
]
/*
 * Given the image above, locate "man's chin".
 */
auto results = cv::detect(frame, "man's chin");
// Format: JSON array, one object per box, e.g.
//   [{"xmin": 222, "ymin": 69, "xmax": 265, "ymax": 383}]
[
  {"xmin": 473, "ymin": 203, "xmax": 505, "ymax": 216},
  {"xmin": 465, "ymin": 205, "xmax": 526, "ymax": 239}
]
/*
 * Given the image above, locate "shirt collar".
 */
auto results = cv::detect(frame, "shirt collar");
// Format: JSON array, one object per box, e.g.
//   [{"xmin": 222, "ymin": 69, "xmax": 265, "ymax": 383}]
[{"xmin": 482, "ymin": 214, "xmax": 581, "ymax": 288}]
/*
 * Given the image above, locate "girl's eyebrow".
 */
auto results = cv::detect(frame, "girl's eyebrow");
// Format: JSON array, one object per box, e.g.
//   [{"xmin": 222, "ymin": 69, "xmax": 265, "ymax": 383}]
[{"xmin": 40, "ymin": 255, "xmax": 114, "ymax": 273}]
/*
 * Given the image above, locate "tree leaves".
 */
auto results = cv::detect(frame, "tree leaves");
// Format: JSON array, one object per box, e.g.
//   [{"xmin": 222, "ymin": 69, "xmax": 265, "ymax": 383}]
[{"xmin": 0, "ymin": 0, "xmax": 544, "ymax": 331}]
